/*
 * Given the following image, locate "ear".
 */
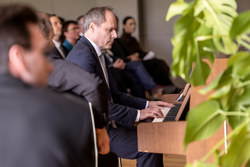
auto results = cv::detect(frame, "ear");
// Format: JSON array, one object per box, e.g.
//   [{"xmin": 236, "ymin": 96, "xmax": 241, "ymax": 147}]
[
  {"xmin": 8, "ymin": 45, "xmax": 29, "ymax": 79},
  {"xmin": 89, "ymin": 22, "xmax": 96, "ymax": 32}
]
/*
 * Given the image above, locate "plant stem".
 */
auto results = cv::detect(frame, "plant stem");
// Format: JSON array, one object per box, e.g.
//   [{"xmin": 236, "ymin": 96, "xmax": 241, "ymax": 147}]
[
  {"xmin": 201, "ymin": 119, "xmax": 250, "ymax": 162},
  {"xmin": 219, "ymin": 110, "xmax": 249, "ymax": 117},
  {"xmin": 238, "ymin": 81, "xmax": 250, "ymax": 87}
]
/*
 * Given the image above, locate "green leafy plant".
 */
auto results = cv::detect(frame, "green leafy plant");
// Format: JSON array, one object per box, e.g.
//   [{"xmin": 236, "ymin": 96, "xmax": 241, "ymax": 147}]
[{"xmin": 166, "ymin": 0, "xmax": 250, "ymax": 166}]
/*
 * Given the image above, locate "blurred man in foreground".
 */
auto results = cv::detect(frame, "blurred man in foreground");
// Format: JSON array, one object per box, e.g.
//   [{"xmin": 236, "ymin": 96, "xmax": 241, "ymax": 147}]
[{"xmin": 0, "ymin": 4, "xmax": 96, "ymax": 167}]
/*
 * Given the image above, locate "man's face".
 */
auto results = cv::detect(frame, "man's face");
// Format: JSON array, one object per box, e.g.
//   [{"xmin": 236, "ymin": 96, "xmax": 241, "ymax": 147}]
[
  {"xmin": 94, "ymin": 10, "xmax": 117, "ymax": 50},
  {"xmin": 123, "ymin": 18, "xmax": 136, "ymax": 34},
  {"xmin": 64, "ymin": 23, "xmax": 80, "ymax": 42},
  {"xmin": 49, "ymin": 16, "xmax": 62, "ymax": 39},
  {"xmin": 23, "ymin": 24, "xmax": 53, "ymax": 87},
  {"xmin": 78, "ymin": 17, "xmax": 84, "ymax": 34}
]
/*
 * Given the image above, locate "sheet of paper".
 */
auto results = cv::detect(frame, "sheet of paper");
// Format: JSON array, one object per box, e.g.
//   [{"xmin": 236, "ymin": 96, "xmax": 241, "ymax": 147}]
[{"xmin": 143, "ymin": 51, "xmax": 155, "ymax": 61}]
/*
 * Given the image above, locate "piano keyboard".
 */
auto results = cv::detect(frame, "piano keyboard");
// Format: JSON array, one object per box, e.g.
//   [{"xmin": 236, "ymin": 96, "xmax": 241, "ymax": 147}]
[{"xmin": 153, "ymin": 104, "xmax": 181, "ymax": 122}]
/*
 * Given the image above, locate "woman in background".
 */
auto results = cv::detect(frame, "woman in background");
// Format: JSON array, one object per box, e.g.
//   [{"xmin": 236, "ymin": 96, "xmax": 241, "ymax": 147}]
[{"xmin": 119, "ymin": 16, "xmax": 177, "ymax": 93}]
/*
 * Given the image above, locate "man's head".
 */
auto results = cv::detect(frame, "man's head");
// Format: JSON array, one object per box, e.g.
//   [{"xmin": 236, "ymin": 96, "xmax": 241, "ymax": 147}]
[
  {"xmin": 49, "ymin": 15, "xmax": 62, "ymax": 42},
  {"xmin": 76, "ymin": 15, "xmax": 84, "ymax": 36},
  {"xmin": 83, "ymin": 7, "xmax": 117, "ymax": 50},
  {"xmin": 0, "ymin": 4, "xmax": 52, "ymax": 87},
  {"xmin": 62, "ymin": 20, "xmax": 80, "ymax": 45},
  {"xmin": 37, "ymin": 12, "xmax": 54, "ymax": 47}
]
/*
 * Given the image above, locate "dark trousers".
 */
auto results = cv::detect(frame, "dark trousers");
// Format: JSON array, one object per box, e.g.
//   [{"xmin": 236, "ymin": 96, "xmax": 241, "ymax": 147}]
[
  {"xmin": 110, "ymin": 68, "xmax": 146, "ymax": 98},
  {"xmin": 143, "ymin": 58, "xmax": 173, "ymax": 86},
  {"xmin": 125, "ymin": 61, "xmax": 156, "ymax": 91},
  {"xmin": 107, "ymin": 124, "xmax": 163, "ymax": 167},
  {"xmin": 98, "ymin": 152, "xmax": 118, "ymax": 167}
]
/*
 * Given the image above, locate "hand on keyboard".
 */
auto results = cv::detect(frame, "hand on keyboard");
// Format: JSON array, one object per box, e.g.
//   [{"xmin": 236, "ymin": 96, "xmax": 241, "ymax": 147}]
[
  {"xmin": 139, "ymin": 108, "xmax": 164, "ymax": 120},
  {"xmin": 148, "ymin": 101, "xmax": 174, "ymax": 108},
  {"xmin": 160, "ymin": 107, "xmax": 171, "ymax": 117}
]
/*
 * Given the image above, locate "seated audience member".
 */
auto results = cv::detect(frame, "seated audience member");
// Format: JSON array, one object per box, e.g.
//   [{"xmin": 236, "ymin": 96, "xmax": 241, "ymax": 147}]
[
  {"xmin": 0, "ymin": 4, "xmax": 96, "ymax": 167},
  {"xmin": 118, "ymin": 16, "xmax": 177, "ymax": 91},
  {"xmin": 66, "ymin": 7, "xmax": 174, "ymax": 167},
  {"xmin": 77, "ymin": 15, "xmax": 84, "ymax": 37},
  {"xmin": 104, "ymin": 50, "xmax": 172, "ymax": 99},
  {"xmin": 44, "ymin": 13, "xmax": 117, "ymax": 166},
  {"xmin": 105, "ymin": 16, "xmax": 174, "ymax": 98},
  {"xmin": 49, "ymin": 14, "xmax": 67, "ymax": 59},
  {"xmin": 61, "ymin": 20, "xmax": 80, "ymax": 54},
  {"xmin": 104, "ymin": 50, "xmax": 147, "ymax": 98}
]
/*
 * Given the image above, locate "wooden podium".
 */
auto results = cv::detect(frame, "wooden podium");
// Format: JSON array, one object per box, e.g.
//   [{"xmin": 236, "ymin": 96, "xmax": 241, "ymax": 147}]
[{"xmin": 137, "ymin": 58, "xmax": 228, "ymax": 163}]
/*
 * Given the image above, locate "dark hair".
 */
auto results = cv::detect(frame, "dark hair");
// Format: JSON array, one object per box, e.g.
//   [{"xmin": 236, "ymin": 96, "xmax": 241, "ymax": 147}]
[
  {"xmin": 49, "ymin": 14, "xmax": 64, "ymax": 25},
  {"xmin": 37, "ymin": 12, "xmax": 53, "ymax": 40},
  {"xmin": 60, "ymin": 20, "xmax": 78, "ymax": 41},
  {"xmin": 58, "ymin": 16, "xmax": 65, "ymax": 25},
  {"xmin": 49, "ymin": 14, "xmax": 58, "ymax": 20},
  {"xmin": 122, "ymin": 16, "xmax": 134, "ymax": 25},
  {"xmin": 82, "ymin": 6, "xmax": 114, "ymax": 33},
  {"xmin": 0, "ymin": 4, "xmax": 38, "ymax": 74}
]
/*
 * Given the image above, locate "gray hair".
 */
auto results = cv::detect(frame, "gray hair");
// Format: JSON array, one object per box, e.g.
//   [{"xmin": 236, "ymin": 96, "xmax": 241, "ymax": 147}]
[{"xmin": 83, "ymin": 6, "xmax": 114, "ymax": 33}]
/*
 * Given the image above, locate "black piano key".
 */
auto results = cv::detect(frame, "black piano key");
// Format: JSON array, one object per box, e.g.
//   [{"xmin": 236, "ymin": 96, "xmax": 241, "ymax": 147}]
[
  {"xmin": 162, "ymin": 104, "xmax": 182, "ymax": 122},
  {"xmin": 163, "ymin": 116, "xmax": 175, "ymax": 122}
]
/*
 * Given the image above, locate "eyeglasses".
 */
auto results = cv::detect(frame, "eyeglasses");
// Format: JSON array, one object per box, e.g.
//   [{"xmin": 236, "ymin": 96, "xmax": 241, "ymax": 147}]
[{"xmin": 68, "ymin": 27, "xmax": 79, "ymax": 31}]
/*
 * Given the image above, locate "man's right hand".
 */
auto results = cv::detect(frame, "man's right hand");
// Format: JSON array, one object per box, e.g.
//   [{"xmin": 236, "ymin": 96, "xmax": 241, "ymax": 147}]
[
  {"xmin": 139, "ymin": 108, "xmax": 164, "ymax": 120},
  {"xmin": 96, "ymin": 127, "xmax": 110, "ymax": 154}
]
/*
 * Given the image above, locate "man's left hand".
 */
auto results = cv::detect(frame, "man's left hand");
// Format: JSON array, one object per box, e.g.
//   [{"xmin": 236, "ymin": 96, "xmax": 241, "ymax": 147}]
[{"xmin": 148, "ymin": 101, "xmax": 174, "ymax": 109}]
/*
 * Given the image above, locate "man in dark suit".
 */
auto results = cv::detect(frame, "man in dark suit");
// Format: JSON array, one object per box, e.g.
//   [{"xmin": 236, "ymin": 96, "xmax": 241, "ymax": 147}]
[
  {"xmin": 0, "ymin": 4, "xmax": 96, "ymax": 167},
  {"xmin": 66, "ymin": 7, "xmax": 173, "ymax": 167},
  {"xmin": 39, "ymin": 13, "xmax": 111, "ymax": 158}
]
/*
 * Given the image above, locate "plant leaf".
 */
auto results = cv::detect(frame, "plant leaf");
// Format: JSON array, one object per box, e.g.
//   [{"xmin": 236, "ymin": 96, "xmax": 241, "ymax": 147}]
[
  {"xmin": 190, "ymin": 59, "xmax": 211, "ymax": 86},
  {"xmin": 168, "ymin": 0, "xmax": 239, "ymax": 86},
  {"xmin": 166, "ymin": 0, "xmax": 189, "ymax": 21},
  {"xmin": 220, "ymin": 126, "xmax": 250, "ymax": 167},
  {"xmin": 185, "ymin": 161, "xmax": 219, "ymax": 167},
  {"xmin": 230, "ymin": 52, "xmax": 250, "ymax": 77},
  {"xmin": 210, "ymin": 84, "xmax": 231, "ymax": 99},
  {"xmin": 199, "ymin": 72, "xmax": 223, "ymax": 94},
  {"xmin": 230, "ymin": 10, "xmax": 250, "ymax": 39},
  {"xmin": 184, "ymin": 100, "xmax": 225, "ymax": 148}
]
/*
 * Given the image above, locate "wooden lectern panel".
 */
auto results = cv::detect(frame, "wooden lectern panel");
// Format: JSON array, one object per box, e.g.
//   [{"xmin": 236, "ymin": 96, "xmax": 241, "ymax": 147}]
[
  {"xmin": 138, "ymin": 121, "xmax": 186, "ymax": 155},
  {"xmin": 187, "ymin": 58, "xmax": 228, "ymax": 163},
  {"xmin": 186, "ymin": 125, "xmax": 226, "ymax": 163}
]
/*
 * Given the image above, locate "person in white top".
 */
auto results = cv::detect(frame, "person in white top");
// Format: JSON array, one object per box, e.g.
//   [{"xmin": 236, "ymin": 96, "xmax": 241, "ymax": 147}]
[{"xmin": 49, "ymin": 14, "xmax": 66, "ymax": 59}]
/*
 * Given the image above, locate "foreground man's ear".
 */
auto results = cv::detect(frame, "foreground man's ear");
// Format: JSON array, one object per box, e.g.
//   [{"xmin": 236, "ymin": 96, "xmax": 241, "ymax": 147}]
[{"xmin": 8, "ymin": 44, "xmax": 32, "ymax": 83}]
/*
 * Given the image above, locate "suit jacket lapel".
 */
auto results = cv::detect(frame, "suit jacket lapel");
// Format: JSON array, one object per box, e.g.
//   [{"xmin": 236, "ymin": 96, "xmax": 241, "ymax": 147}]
[{"xmin": 80, "ymin": 36, "xmax": 112, "ymax": 94}]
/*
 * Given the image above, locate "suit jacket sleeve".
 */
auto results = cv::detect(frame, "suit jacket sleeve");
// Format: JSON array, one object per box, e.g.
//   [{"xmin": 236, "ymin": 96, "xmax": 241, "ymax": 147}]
[
  {"xmin": 48, "ymin": 59, "xmax": 108, "ymax": 128},
  {"xmin": 66, "ymin": 42, "xmax": 147, "ymax": 127}
]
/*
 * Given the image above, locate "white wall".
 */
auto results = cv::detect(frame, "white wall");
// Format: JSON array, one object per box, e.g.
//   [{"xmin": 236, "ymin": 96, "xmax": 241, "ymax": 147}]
[
  {"xmin": 139, "ymin": 0, "xmax": 186, "ymax": 87},
  {"xmin": 96, "ymin": 0, "xmax": 139, "ymax": 38},
  {"xmin": 0, "ymin": 0, "xmax": 97, "ymax": 20},
  {"xmin": 0, "ymin": 0, "xmax": 139, "ymax": 38}
]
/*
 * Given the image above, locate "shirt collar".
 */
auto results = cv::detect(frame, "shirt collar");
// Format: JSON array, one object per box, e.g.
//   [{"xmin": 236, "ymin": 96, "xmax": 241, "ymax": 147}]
[
  {"xmin": 52, "ymin": 39, "xmax": 61, "ymax": 49},
  {"xmin": 84, "ymin": 35, "xmax": 102, "ymax": 57}
]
